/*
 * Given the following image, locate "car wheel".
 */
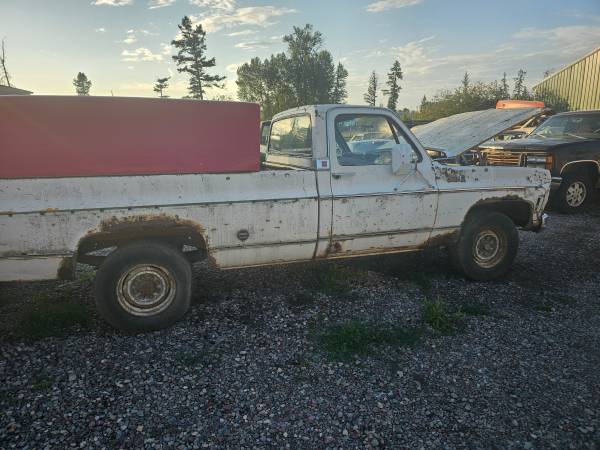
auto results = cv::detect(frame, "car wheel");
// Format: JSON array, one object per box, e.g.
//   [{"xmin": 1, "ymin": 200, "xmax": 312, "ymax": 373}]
[
  {"xmin": 450, "ymin": 211, "xmax": 518, "ymax": 281},
  {"xmin": 555, "ymin": 173, "xmax": 594, "ymax": 214},
  {"xmin": 94, "ymin": 241, "xmax": 192, "ymax": 332}
]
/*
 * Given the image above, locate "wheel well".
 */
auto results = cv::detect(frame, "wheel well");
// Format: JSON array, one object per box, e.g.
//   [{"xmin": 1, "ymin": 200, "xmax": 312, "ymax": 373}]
[
  {"xmin": 561, "ymin": 161, "xmax": 600, "ymax": 185},
  {"xmin": 466, "ymin": 199, "xmax": 532, "ymax": 228},
  {"xmin": 76, "ymin": 217, "xmax": 208, "ymax": 266}
]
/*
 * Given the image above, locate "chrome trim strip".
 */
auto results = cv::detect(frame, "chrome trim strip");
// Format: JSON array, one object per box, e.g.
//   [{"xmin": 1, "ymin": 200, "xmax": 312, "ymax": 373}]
[{"xmin": 0, "ymin": 196, "xmax": 321, "ymax": 216}]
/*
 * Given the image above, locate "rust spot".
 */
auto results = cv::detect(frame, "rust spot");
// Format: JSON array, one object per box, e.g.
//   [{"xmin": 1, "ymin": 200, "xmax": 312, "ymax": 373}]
[
  {"xmin": 78, "ymin": 214, "xmax": 208, "ymax": 257},
  {"xmin": 436, "ymin": 167, "xmax": 466, "ymax": 183},
  {"xmin": 425, "ymin": 230, "xmax": 460, "ymax": 249}
]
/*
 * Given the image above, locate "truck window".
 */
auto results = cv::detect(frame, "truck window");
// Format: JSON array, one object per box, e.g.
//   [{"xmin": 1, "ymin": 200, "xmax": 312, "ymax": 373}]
[
  {"xmin": 260, "ymin": 122, "xmax": 271, "ymax": 146},
  {"xmin": 335, "ymin": 114, "xmax": 418, "ymax": 166},
  {"xmin": 269, "ymin": 115, "xmax": 312, "ymax": 157}
]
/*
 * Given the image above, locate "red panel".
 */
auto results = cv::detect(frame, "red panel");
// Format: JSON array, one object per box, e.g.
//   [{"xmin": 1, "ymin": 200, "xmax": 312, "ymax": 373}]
[{"xmin": 0, "ymin": 96, "xmax": 260, "ymax": 178}]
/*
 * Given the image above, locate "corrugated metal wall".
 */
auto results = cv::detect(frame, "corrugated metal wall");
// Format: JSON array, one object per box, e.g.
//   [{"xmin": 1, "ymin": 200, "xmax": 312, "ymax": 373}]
[{"xmin": 534, "ymin": 47, "xmax": 600, "ymax": 111}]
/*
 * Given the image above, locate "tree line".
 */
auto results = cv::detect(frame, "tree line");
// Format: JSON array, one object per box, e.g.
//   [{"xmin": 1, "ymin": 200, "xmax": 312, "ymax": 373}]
[{"xmin": 3, "ymin": 21, "xmax": 565, "ymax": 121}]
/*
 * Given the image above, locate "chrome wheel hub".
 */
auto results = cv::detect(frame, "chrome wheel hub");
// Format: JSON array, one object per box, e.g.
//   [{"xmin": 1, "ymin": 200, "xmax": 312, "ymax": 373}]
[
  {"xmin": 565, "ymin": 181, "xmax": 586, "ymax": 207},
  {"xmin": 117, "ymin": 265, "xmax": 176, "ymax": 316},
  {"xmin": 473, "ymin": 230, "xmax": 505, "ymax": 269}
]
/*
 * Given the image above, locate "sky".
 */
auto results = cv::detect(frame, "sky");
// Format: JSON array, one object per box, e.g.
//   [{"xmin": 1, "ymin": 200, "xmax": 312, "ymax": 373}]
[{"xmin": 1, "ymin": 0, "xmax": 599, "ymax": 109}]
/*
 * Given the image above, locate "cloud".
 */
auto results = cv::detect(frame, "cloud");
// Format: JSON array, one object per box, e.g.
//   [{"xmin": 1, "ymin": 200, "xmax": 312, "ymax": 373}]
[
  {"xmin": 190, "ymin": 0, "xmax": 236, "ymax": 11},
  {"xmin": 148, "ymin": 0, "xmax": 176, "ymax": 8},
  {"xmin": 91, "ymin": 0, "xmax": 133, "ymax": 5},
  {"xmin": 191, "ymin": 6, "xmax": 296, "ymax": 33},
  {"xmin": 366, "ymin": 0, "xmax": 422, "ymax": 13},
  {"xmin": 226, "ymin": 29, "xmax": 256, "ymax": 37},
  {"xmin": 95, "ymin": 27, "xmax": 107, "ymax": 33},
  {"xmin": 122, "ymin": 30, "xmax": 138, "ymax": 44},
  {"xmin": 121, "ymin": 47, "xmax": 165, "ymax": 62},
  {"xmin": 234, "ymin": 40, "xmax": 273, "ymax": 50}
]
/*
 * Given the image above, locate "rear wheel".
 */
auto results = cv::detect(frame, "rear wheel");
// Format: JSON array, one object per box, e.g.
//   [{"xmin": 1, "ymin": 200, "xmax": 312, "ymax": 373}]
[
  {"xmin": 555, "ymin": 173, "xmax": 594, "ymax": 213},
  {"xmin": 94, "ymin": 241, "xmax": 192, "ymax": 332},
  {"xmin": 450, "ymin": 212, "xmax": 518, "ymax": 281}
]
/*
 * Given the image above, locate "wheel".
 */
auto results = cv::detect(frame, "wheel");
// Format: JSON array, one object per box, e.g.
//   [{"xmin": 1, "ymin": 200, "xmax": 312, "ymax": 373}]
[
  {"xmin": 555, "ymin": 173, "xmax": 594, "ymax": 213},
  {"xmin": 449, "ymin": 211, "xmax": 518, "ymax": 281},
  {"xmin": 94, "ymin": 241, "xmax": 192, "ymax": 332}
]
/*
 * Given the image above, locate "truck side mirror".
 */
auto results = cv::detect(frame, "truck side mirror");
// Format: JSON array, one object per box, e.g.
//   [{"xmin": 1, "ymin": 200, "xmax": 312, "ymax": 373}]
[{"xmin": 391, "ymin": 142, "xmax": 416, "ymax": 174}]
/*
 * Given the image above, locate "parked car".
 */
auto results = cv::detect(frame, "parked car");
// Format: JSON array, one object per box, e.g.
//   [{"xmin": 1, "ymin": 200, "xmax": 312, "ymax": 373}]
[
  {"xmin": 1, "ymin": 97, "xmax": 550, "ymax": 331},
  {"xmin": 479, "ymin": 110, "xmax": 600, "ymax": 213}
]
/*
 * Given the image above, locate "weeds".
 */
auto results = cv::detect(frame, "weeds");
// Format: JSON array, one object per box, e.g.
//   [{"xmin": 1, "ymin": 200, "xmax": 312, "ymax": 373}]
[
  {"xmin": 314, "ymin": 320, "xmax": 421, "ymax": 360},
  {"xmin": 422, "ymin": 297, "xmax": 465, "ymax": 334},
  {"xmin": 309, "ymin": 264, "xmax": 352, "ymax": 296}
]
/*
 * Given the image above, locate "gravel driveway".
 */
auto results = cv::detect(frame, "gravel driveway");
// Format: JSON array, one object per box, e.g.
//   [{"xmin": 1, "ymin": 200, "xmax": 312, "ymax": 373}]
[{"xmin": 1, "ymin": 208, "xmax": 599, "ymax": 449}]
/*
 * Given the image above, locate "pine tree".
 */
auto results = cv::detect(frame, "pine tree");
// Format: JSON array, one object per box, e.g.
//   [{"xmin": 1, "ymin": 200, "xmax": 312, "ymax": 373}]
[
  {"xmin": 171, "ymin": 16, "xmax": 225, "ymax": 100},
  {"xmin": 512, "ymin": 69, "xmax": 527, "ymax": 100},
  {"xmin": 461, "ymin": 71, "xmax": 470, "ymax": 92},
  {"xmin": 364, "ymin": 71, "xmax": 378, "ymax": 106},
  {"xmin": 382, "ymin": 60, "xmax": 403, "ymax": 111},
  {"xmin": 73, "ymin": 72, "xmax": 92, "ymax": 96},
  {"xmin": 331, "ymin": 63, "xmax": 348, "ymax": 104},
  {"xmin": 153, "ymin": 76, "xmax": 170, "ymax": 98},
  {"xmin": 500, "ymin": 72, "xmax": 510, "ymax": 99}
]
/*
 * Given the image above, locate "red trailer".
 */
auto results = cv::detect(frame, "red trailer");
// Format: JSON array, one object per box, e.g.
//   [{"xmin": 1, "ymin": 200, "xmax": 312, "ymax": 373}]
[{"xmin": 0, "ymin": 96, "xmax": 260, "ymax": 178}]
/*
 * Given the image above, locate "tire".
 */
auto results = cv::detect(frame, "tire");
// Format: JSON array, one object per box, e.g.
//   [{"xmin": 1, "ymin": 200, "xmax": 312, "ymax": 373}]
[
  {"xmin": 555, "ymin": 173, "xmax": 594, "ymax": 214},
  {"xmin": 94, "ymin": 241, "xmax": 192, "ymax": 332},
  {"xmin": 449, "ymin": 212, "xmax": 518, "ymax": 281}
]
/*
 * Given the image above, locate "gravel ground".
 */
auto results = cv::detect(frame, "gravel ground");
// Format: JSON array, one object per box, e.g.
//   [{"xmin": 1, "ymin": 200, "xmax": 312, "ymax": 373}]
[{"xmin": 1, "ymin": 206, "xmax": 599, "ymax": 449}]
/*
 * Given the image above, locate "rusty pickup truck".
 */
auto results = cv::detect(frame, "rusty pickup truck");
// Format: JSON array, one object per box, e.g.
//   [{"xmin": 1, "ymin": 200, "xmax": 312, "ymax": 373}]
[{"xmin": 0, "ymin": 98, "xmax": 550, "ymax": 331}]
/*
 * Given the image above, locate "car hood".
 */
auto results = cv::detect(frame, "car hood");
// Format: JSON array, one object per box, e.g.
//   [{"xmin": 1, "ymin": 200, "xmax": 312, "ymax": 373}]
[
  {"xmin": 479, "ymin": 136, "xmax": 594, "ymax": 152},
  {"xmin": 411, "ymin": 107, "xmax": 545, "ymax": 157}
]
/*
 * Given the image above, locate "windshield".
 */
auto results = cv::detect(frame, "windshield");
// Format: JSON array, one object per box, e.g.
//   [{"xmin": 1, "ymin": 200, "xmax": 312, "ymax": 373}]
[{"xmin": 531, "ymin": 113, "xmax": 600, "ymax": 139}]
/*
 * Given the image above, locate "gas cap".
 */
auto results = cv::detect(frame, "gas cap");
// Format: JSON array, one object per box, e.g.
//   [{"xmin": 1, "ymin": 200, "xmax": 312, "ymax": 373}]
[{"xmin": 237, "ymin": 229, "xmax": 250, "ymax": 242}]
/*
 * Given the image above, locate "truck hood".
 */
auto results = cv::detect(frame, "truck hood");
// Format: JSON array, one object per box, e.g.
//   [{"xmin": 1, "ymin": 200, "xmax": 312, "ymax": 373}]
[
  {"xmin": 479, "ymin": 136, "xmax": 594, "ymax": 152},
  {"xmin": 412, "ymin": 107, "xmax": 545, "ymax": 158}
]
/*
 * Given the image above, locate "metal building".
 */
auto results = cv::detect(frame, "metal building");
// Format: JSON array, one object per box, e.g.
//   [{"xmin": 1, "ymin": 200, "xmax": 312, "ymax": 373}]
[{"xmin": 533, "ymin": 46, "xmax": 600, "ymax": 111}]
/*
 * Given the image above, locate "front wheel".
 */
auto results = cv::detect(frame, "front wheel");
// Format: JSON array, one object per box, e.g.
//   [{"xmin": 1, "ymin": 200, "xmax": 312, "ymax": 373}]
[
  {"xmin": 94, "ymin": 241, "xmax": 192, "ymax": 332},
  {"xmin": 555, "ymin": 173, "xmax": 594, "ymax": 214},
  {"xmin": 449, "ymin": 212, "xmax": 518, "ymax": 281}
]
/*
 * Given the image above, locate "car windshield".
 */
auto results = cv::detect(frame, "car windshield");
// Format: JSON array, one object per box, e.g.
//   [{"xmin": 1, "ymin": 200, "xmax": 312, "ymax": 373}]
[{"xmin": 531, "ymin": 113, "xmax": 600, "ymax": 139}]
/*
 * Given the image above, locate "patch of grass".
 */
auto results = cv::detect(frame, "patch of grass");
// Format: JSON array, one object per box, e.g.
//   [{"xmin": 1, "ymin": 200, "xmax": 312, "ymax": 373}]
[
  {"xmin": 309, "ymin": 264, "xmax": 352, "ymax": 296},
  {"xmin": 422, "ymin": 297, "xmax": 465, "ymax": 335},
  {"xmin": 460, "ymin": 302, "xmax": 491, "ymax": 317},
  {"xmin": 314, "ymin": 320, "xmax": 421, "ymax": 361},
  {"xmin": 19, "ymin": 301, "xmax": 91, "ymax": 340},
  {"xmin": 31, "ymin": 373, "xmax": 54, "ymax": 391}
]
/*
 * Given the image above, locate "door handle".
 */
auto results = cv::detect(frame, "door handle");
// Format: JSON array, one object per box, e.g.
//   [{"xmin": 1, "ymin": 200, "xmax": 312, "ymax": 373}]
[{"xmin": 332, "ymin": 172, "xmax": 355, "ymax": 179}]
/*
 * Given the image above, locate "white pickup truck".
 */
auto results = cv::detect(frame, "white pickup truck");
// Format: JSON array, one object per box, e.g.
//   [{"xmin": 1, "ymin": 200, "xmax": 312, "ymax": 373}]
[{"xmin": 0, "ymin": 102, "xmax": 550, "ymax": 331}]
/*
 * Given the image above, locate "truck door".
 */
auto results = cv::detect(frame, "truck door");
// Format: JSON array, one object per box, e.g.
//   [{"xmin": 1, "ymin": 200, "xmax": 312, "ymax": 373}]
[{"xmin": 326, "ymin": 109, "xmax": 438, "ymax": 257}]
